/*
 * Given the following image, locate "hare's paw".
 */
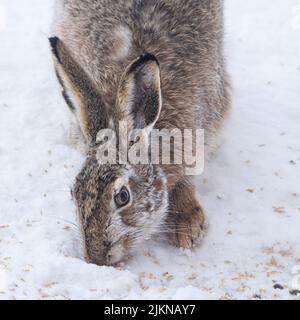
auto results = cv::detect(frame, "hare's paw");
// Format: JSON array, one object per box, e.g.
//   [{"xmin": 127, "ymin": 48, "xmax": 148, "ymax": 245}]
[
  {"xmin": 167, "ymin": 183, "xmax": 206, "ymax": 248},
  {"xmin": 167, "ymin": 204, "xmax": 205, "ymax": 248}
]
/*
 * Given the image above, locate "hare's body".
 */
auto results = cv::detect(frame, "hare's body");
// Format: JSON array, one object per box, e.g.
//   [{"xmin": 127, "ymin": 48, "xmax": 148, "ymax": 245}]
[
  {"xmin": 51, "ymin": 0, "xmax": 231, "ymax": 265},
  {"xmin": 55, "ymin": 0, "xmax": 230, "ymax": 153}
]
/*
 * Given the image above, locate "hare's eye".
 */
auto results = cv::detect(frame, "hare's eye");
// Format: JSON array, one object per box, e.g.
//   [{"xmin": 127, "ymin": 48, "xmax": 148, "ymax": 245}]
[{"xmin": 114, "ymin": 187, "xmax": 130, "ymax": 208}]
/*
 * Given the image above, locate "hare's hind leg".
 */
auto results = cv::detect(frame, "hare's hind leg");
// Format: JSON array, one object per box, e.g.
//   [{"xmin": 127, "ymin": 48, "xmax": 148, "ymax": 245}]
[{"xmin": 166, "ymin": 180, "xmax": 206, "ymax": 248}]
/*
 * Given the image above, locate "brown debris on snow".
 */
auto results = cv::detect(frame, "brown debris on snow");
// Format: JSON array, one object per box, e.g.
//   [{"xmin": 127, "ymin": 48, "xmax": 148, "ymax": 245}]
[{"xmin": 273, "ymin": 207, "xmax": 286, "ymax": 214}]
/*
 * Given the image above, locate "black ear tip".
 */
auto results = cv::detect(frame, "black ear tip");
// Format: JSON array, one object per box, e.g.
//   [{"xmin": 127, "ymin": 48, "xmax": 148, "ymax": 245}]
[
  {"xmin": 129, "ymin": 52, "xmax": 159, "ymax": 73},
  {"xmin": 49, "ymin": 36, "xmax": 59, "ymax": 49},
  {"xmin": 49, "ymin": 36, "xmax": 61, "ymax": 62},
  {"xmin": 140, "ymin": 53, "xmax": 159, "ymax": 66}
]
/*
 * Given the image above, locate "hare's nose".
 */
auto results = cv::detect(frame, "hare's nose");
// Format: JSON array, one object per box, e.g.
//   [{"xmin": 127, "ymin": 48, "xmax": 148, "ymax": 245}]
[
  {"xmin": 85, "ymin": 241, "xmax": 125, "ymax": 266},
  {"xmin": 85, "ymin": 244, "xmax": 110, "ymax": 266},
  {"xmin": 87, "ymin": 253, "xmax": 110, "ymax": 266}
]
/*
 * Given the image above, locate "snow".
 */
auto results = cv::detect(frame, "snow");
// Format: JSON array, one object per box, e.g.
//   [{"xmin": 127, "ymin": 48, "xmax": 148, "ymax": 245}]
[{"xmin": 0, "ymin": 0, "xmax": 300, "ymax": 300}]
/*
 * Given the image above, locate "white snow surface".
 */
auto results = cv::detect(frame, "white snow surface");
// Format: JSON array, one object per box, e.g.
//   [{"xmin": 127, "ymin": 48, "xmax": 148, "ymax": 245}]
[{"xmin": 0, "ymin": 0, "xmax": 300, "ymax": 300}]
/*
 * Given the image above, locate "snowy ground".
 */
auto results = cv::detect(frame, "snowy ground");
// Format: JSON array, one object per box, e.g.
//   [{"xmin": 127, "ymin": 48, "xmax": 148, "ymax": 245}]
[{"xmin": 0, "ymin": 0, "xmax": 300, "ymax": 300}]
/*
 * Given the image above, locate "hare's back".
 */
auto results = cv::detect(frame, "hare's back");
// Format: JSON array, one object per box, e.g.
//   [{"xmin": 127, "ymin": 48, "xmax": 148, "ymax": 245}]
[{"xmin": 56, "ymin": 0, "xmax": 223, "ymax": 94}]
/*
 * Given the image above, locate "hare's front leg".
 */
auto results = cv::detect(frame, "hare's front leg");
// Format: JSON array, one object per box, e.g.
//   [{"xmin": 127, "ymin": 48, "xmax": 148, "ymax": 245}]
[{"xmin": 166, "ymin": 181, "xmax": 206, "ymax": 248}]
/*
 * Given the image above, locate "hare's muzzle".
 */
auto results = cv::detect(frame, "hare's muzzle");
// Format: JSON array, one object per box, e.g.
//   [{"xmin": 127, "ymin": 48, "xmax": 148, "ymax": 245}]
[
  {"xmin": 85, "ymin": 238, "xmax": 127, "ymax": 266},
  {"xmin": 106, "ymin": 241, "xmax": 127, "ymax": 265}
]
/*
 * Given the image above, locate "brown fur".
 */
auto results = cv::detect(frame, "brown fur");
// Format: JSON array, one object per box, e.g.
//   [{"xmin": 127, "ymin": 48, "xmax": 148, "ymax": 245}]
[{"xmin": 50, "ymin": 0, "xmax": 231, "ymax": 265}]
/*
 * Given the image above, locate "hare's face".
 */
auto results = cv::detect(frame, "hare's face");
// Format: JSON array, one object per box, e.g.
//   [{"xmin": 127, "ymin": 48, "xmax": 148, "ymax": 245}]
[
  {"xmin": 73, "ymin": 159, "xmax": 168, "ymax": 265},
  {"xmin": 50, "ymin": 37, "xmax": 165, "ymax": 265}
]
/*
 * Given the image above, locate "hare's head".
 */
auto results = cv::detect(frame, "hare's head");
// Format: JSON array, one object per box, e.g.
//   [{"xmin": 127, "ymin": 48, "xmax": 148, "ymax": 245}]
[{"xmin": 50, "ymin": 37, "xmax": 168, "ymax": 265}]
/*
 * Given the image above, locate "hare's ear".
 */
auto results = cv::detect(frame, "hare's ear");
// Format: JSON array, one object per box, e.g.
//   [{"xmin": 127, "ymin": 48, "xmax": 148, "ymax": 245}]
[
  {"xmin": 116, "ymin": 53, "xmax": 162, "ymax": 135},
  {"xmin": 49, "ymin": 37, "xmax": 108, "ymax": 144}
]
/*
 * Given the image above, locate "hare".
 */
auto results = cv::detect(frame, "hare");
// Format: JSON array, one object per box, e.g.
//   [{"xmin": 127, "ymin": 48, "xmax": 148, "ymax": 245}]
[{"xmin": 50, "ymin": 0, "xmax": 231, "ymax": 266}]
